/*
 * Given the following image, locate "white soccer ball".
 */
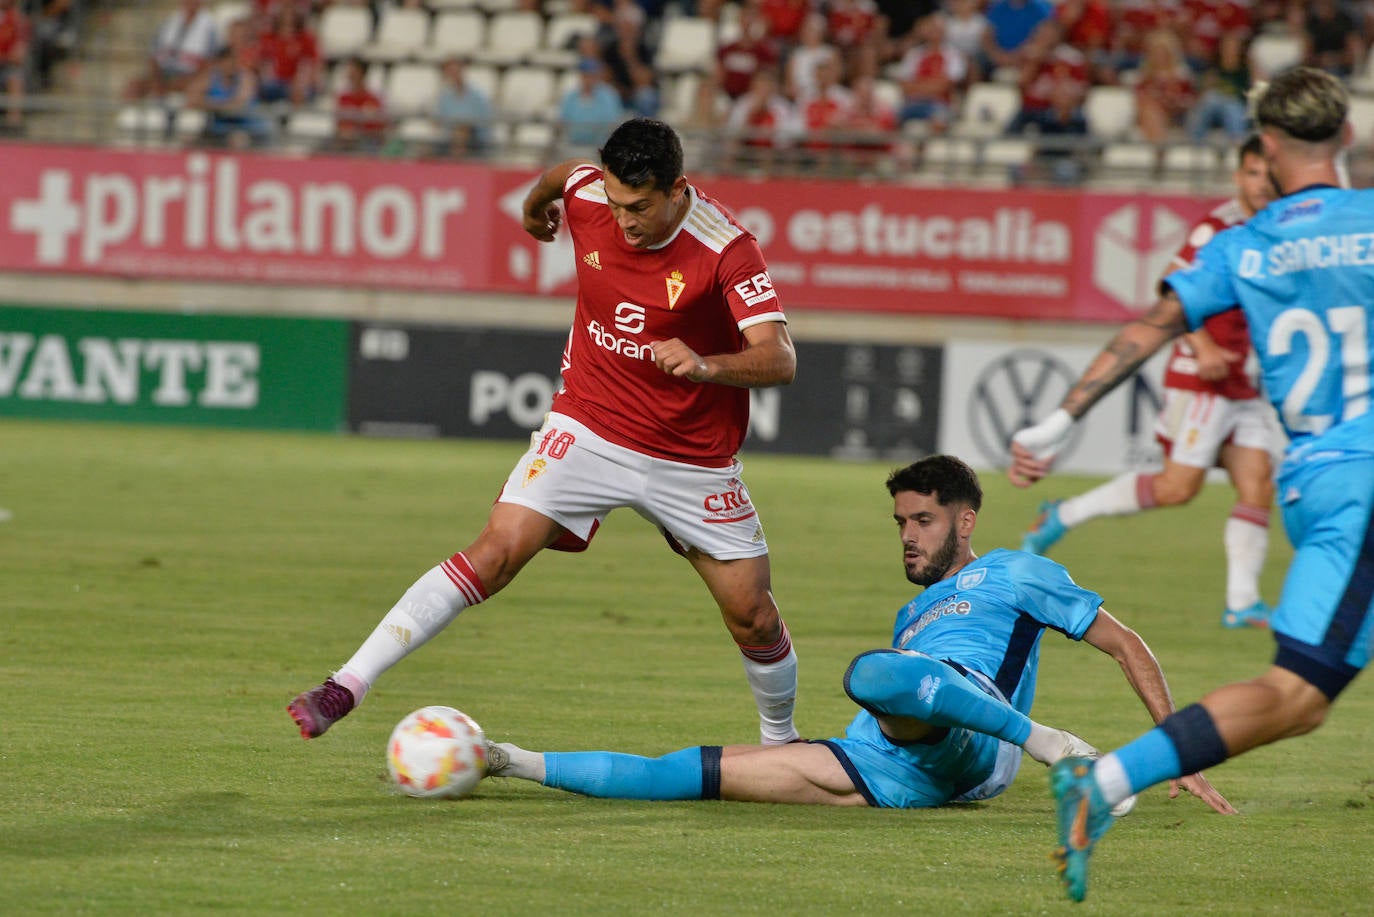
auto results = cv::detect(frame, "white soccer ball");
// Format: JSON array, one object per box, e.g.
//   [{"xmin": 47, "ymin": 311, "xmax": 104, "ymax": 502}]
[{"xmin": 386, "ymin": 706, "xmax": 488, "ymax": 799}]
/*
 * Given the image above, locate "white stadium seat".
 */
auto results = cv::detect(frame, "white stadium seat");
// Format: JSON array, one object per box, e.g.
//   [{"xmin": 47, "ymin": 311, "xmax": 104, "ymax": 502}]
[
  {"xmin": 386, "ymin": 63, "xmax": 443, "ymax": 116},
  {"xmin": 474, "ymin": 11, "xmax": 544, "ymax": 66},
  {"xmin": 655, "ymin": 17, "xmax": 716, "ymax": 72},
  {"xmin": 364, "ymin": 6, "xmax": 431, "ymax": 63},
  {"xmin": 531, "ymin": 13, "xmax": 598, "ymax": 69},
  {"xmin": 498, "ymin": 65, "xmax": 558, "ymax": 120},
  {"xmin": 319, "ymin": 5, "xmax": 374, "ymax": 60},
  {"xmin": 422, "ymin": 10, "xmax": 487, "ymax": 63},
  {"xmin": 1084, "ymin": 85, "xmax": 1137, "ymax": 140},
  {"xmin": 462, "ymin": 63, "xmax": 500, "ymax": 102},
  {"xmin": 954, "ymin": 82, "xmax": 1020, "ymax": 138},
  {"xmin": 1248, "ymin": 32, "xmax": 1304, "ymax": 80}
]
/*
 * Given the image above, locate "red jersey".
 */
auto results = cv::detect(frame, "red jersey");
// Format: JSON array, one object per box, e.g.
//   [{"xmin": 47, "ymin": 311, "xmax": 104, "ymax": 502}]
[
  {"xmin": 0, "ymin": 8, "xmax": 30, "ymax": 58},
  {"xmin": 259, "ymin": 28, "xmax": 318, "ymax": 82},
  {"xmin": 717, "ymin": 38, "xmax": 780, "ymax": 99},
  {"xmin": 336, "ymin": 88, "xmax": 386, "ymax": 137},
  {"xmin": 1163, "ymin": 198, "xmax": 1259, "ymax": 400},
  {"xmin": 553, "ymin": 166, "xmax": 786, "ymax": 466}
]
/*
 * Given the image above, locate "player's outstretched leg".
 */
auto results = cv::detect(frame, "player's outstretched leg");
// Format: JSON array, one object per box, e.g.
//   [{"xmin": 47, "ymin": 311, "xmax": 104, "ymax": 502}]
[
  {"xmin": 488, "ymin": 742, "xmax": 720, "ymax": 800},
  {"xmin": 1021, "ymin": 500, "xmax": 1068, "ymax": 554},
  {"xmin": 1050, "ymin": 756, "xmax": 1117, "ymax": 902}
]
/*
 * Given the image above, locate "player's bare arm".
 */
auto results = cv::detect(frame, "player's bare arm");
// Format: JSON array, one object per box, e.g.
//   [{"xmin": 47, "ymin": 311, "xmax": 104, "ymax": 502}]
[
  {"xmin": 1009, "ymin": 293, "xmax": 1191, "ymax": 487},
  {"xmin": 1061, "ymin": 293, "xmax": 1190, "ymax": 420},
  {"xmin": 521, "ymin": 159, "xmax": 593, "ymax": 242},
  {"xmin": 651, "ymin": 321, "xmax": 797, "ymax": 387},
  {"xmin": 1082, "ymin": 609, "xmax": 1237, "ymax": 815}
]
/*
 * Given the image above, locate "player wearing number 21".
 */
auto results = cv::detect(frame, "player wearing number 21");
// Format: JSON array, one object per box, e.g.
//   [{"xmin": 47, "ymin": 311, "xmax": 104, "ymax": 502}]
[
  {"xmin": 1009, "ymin": 67, "xmax": 1374, "ymax": 901},
  {"xmin": 289, "ymin": 118, "xmax": 803, "ymax": 746}
]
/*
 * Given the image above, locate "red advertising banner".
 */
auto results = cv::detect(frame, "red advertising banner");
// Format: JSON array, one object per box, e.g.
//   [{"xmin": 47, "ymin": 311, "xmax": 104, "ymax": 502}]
[
  {"xmin": 0, "ymin": 144, "xmax": 493, "ymax": 290},
  {"xmin": 0, "ymin": 144, "xmax": 1220, "ymax": 323},
  {"xmin": 485, "ymin": 170, "xmax": 1221, "ymax": 323}
]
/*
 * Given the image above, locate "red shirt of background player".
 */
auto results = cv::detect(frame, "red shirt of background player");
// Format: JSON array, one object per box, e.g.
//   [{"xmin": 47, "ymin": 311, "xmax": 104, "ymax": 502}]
[
  {"xmin": 552, "ymin": 165, "xmax": 786, "ymax": 466},
  {"xmin": 1161, "ymin": 198, "xmax": 1261, "ymax": 401}
]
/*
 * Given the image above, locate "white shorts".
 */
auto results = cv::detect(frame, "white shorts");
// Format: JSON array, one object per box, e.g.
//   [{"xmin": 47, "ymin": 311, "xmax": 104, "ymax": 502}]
[
  {"xmin": 1153, "ymin": 390, "xmax": 1279, "ymax": 469},
  {"xmin": 497, "ymin": 412, "xmax": 769, "ymax": 560}
]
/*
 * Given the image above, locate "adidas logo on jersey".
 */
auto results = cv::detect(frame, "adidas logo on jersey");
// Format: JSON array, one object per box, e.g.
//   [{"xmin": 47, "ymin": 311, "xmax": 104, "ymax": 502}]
[{"xmin": 583, "ymin": 251, "xmax": 602, "ymax": 270}]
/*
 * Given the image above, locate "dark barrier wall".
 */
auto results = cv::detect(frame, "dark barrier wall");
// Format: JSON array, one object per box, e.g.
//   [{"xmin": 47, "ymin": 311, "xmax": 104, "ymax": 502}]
[
  {"xmin": 0, "ymin": 305, "xmax": 349, "ymax": 430},
  {"xmin": 348, "ymin": 321, "xmax": 942, "ymax": 459}
]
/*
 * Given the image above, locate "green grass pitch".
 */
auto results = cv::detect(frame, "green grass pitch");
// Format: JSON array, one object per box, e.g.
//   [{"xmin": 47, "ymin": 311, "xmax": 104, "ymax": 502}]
[{"xmin": 3, "ymin": 418, "xmax": 1371, "ymax": 914}]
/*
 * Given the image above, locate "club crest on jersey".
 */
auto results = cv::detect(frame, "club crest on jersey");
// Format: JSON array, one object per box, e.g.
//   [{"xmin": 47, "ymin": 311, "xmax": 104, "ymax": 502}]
[
  {"xmin": 666, "ymin": 270, "xmax": 686, "ymax": 309},
  {"xmin": 523, "ymin": 457, "xmax": 547, "ymax": 487},
  {"xmin": 957, "ymin": 569, "xmax": 986, "ymax": 590},
  {"xmin": 583, "ymin": 251, "xmax": 603, "ymax": 270}
]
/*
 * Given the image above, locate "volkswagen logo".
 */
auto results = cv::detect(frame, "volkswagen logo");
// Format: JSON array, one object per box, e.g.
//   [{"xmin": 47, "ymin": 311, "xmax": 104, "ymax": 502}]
[{"xmin": 968, "ymin": 349, "xmax": 1085, "ymax": 466}]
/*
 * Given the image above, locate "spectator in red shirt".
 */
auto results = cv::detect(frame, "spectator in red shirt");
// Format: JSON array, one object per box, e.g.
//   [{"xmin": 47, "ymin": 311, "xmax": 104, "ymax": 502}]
[
  {"xmin": 715, "ymin": 0, "xmax": 780, "ymax": 99},
  {"xmin": 257, "ymin": 7, "xmax": 321, "ymax": 105},
  {"xmin": 893, "ymin": 13, "xmax": 967, "ymax": 133},
  {"xmin": 840, "ymin": 73, "xmax": 902, "ymax": 169},
  {"xmin": 1007, "ymin": 24, "xmax": 1090, "ymax": 133},
  {"xmin": 826, "ymin": 0, "xmax": 882, "ymax": 74},
  {"xmin": 799, "ymin": 54, "xmax": 854, "ymax": 151},
  {"xmin": 760, "ymin": 0, "xmax": 810, "ymax": 47},
  {"xmin": 726, "ymin": 66, "xmax": 799, "ymax": 168},
  {"xmin": 1135, "ymin": 27, "xmax": 1195, "ymax": 142},
  {"xmin": 0, "ymin": 0, "xmax": 29, "ymax": 130},
  {"xmin": 334, "ymin": 57, "xmax": 388, "ymax": 153}
]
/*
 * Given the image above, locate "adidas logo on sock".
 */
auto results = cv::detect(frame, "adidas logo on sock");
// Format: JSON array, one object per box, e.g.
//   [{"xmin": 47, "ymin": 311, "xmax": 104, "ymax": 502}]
[
  {"xmin": 384, "ymin": 623, "xmax": 412, "ymax": 647},
  {"xmin": 583, "ymin": 251, "xmax": 602, "ymax": 270}
]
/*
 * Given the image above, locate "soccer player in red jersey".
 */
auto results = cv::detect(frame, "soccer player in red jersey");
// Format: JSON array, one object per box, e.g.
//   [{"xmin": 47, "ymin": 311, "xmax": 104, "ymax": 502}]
[
  {"xmin": 1019, "ymin": 135, "xmax": 1279, "ymax": 629},
  {"xmin": 290, "ymin": 118, "xmax": 802, "ymax": 745}
]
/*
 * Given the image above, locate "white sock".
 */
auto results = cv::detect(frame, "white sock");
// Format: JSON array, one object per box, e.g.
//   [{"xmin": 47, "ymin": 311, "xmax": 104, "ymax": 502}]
[
  {"xmin": 1224, "ymin": 506, "xmax": 1270, "ymax": 610},
  {"xmin": 338, "ymin": 555, "xmax": 488, "ymax": 694},
  {"xmin": 742, "ymin": 647, "xmax": 799, "ymax": 744},
  {"xmin": 1022, "ymin": 722, "xmax": 1065, "ymax": 765},
  {"xmin": 1058, "ymin": 473, "xmax": 1149, "ymax": 528},
  {"xmin": 492, "ymin": 742, "xmax": 545, "ymax": 781},
  {"xmin": 1091, "ymin": 753, "xmax": 1135, "ymax": 808}
]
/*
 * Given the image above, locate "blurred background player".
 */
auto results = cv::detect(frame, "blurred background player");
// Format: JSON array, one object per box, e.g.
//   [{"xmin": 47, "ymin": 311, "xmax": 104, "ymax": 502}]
[
  {"xmin": 485, "ymin": 456, "xmax": 1230, "ymax": 816},
  {"xmin": 289, "ymin": 118, "xmax": 802, "ymax": 747},
  {"xmin": 1020, "ymin": 135, "xmax": 1278, "ymax": 630},
  {"xmin": 1008, "ymin": 68, "xmax": 1374, "ymax": 902}
]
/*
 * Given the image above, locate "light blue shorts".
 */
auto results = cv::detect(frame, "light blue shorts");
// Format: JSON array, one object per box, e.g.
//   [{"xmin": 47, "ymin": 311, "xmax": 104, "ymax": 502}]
[
  {"xmin": 818, "ymin": 670, "xmax": 1022, "ymax": 809},
  {"xmin": 1271, "ymin": 454, "xmax": 1374, "ymax": 696}
]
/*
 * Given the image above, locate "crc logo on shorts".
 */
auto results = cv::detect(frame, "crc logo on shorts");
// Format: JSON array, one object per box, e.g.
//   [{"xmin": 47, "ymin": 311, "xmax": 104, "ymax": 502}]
[
  {"xmin": 733, "ymin": 272, "xmax": 777, "ymax": 308},
  {"xmin": 702, "ymin": 478, "xmax": 756, "ymax": 524}
]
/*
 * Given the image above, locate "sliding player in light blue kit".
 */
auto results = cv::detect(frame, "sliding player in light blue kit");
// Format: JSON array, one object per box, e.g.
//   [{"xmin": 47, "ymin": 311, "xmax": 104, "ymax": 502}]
[
  {"xmin": 1010, "ymin": 67, "xmax": 1374, "ymax": 902},
  {"xmin": 485, "ymin": 456, "xmax": 1229, "ymax": 816}
]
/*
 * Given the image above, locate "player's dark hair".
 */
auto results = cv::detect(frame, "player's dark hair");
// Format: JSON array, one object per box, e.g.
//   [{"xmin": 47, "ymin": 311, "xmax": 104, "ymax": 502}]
[
  {"xmin": 1252, "ymin": 67, "xmax": 1348, "ymax": 144},
  {"xmin": 886, "ymin": 455, "xmax": 983, "ymax": 511},
  {"xmin": 600, "ymin": 118, "xmax": 684, "ymax": 192},
  {"xmin": 1238, "ymin": 133, "xmax": 1263, "ymax": 164}
]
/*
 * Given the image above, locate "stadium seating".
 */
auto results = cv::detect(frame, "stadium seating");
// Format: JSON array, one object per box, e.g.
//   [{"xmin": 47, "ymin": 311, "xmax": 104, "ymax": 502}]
[
  {"xmin": 531, "ymin": 12, "xmax": 598, "ymax": 69},
  {"xmin": 1084, "ymin": 85, "xmax": 1137, "ymax": 141},
  {"xmin": 386, "ymin": 63, "xmax": 444, "ymax": 116},
  {"xmin": 655, "ymin": 17, "xmax": 717, "ymax": 73},
  {"xmin": 364, "ymin": 6, "xmax": 431, "ymax": 63},
  {"xmin": 953, "ymin": 82, "xmax": 1021, "ymax": 138},
  {"xmin": 498, "ymin": 65, "xmax": 559, "ymax": 120},
  {"xmin": 474, "ymin": 11, "xmax": 544, "ymax": 67},
  {"xmin": 1248, "ymin": 31, "xmax": 1304, "ymax": 80},
  {"xmin": 422, "ymin": 10, "xmax": 488, "ymax": 64},
  {"xmin": 319, "ymin": 4, "xmax": 374, "ymax": 61}
]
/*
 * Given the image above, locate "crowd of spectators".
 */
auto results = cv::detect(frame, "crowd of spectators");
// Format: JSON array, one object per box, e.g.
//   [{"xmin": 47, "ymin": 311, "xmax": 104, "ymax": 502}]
[{"xmin": 106, "ymin": 0, "xmax": 1374, "ymax": 178}]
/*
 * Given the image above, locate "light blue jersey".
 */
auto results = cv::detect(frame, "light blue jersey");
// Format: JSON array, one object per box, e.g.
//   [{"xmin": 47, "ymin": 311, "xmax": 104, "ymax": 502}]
[
  {"xmin": 824, "ymin": 549, "xmax": 1102, "ymax": 808},
  {"xmin": 1166, "ymin": 186, "xmax": 1374, "ymax": 471},
  {"xmin": 1166, "ymin": 185, "xmax": 1374, "ymax": 690},
  {"xmin": 890, "ymin": 549, "xmax": 1102, "ymax": 712}
]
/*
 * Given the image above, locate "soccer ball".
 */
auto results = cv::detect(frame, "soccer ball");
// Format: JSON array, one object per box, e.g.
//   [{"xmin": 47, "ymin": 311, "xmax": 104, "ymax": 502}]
[{"xmin": 386, "ymin": 706, "xmax": 488, "ymax": 799}]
